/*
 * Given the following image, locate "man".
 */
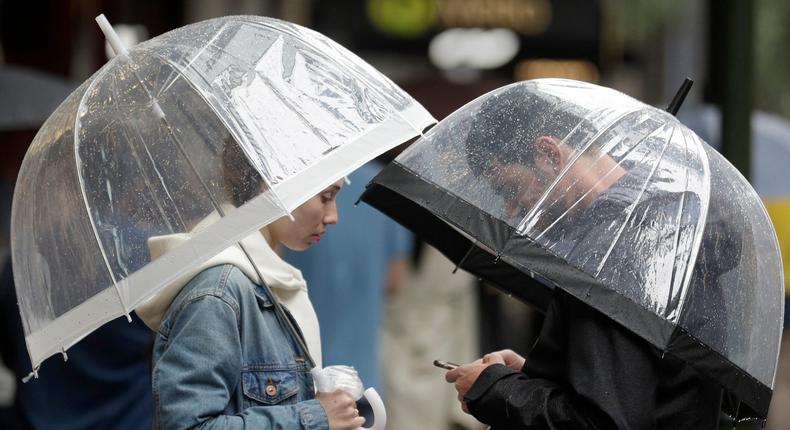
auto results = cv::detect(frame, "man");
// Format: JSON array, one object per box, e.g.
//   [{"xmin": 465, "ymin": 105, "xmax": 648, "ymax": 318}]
[{"xmin": 444, "ymin": 88, "xmax": 724, "ymax": 429}]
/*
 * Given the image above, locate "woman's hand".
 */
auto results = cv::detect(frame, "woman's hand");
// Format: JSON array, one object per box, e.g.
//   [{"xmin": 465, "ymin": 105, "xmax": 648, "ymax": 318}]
[{"xmin": 316, "ymin": 389, "xmax": 365, "ymax": 430}]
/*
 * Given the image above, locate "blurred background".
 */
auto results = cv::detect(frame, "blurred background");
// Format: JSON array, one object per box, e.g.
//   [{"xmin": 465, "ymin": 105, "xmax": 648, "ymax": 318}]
[{"xmin": 0, "ymin": 0, "xmax": 788, "ymax": 429}]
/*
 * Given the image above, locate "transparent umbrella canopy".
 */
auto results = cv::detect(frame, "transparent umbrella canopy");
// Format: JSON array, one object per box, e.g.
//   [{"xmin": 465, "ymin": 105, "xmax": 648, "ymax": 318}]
[
  {"xmin": 680, "ymin": 105, "xmax": 790, "ymax": 298},
  {"xmin": 361, "ymin": 79, "xmax": 783, "ymax": 418},
  {"xmin": 12, "ymin": 15, "xmax": 435, "ymax": 373}
]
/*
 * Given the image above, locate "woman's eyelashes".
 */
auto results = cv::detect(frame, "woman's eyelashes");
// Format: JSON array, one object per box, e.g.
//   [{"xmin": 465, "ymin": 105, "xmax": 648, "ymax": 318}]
[{"xmin": 321, "ymin": 191, "xmax": 336, "ymax": 204}]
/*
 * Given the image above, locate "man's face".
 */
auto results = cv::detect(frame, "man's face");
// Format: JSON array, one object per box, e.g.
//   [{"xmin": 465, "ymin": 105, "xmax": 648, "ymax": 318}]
[
  {"xmin": 489, "ymin": 161, "xmax": 554, "ymax": 222},
  {"xmin": 485, "ymin": 135, "xmax": 580, "ymax": 227},
  {"xmin": 483, "ymin": 135, "xmax": 625, "ymax": 236}
]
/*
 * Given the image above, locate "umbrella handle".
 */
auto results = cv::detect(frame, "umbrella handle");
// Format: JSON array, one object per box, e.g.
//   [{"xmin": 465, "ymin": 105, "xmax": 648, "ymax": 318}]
[
  {"xmin": 311, "ymin": 367, "xmax": 386, "ymax": 429},
  {"xmin": 355, "ymin": 388, "xmax": 386, "ymax": 430}
]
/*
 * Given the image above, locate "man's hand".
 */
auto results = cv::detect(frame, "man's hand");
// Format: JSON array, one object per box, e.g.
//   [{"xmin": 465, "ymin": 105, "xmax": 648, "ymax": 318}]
[
  {"xmin": 445, "ymin": 354, "xmax": 505, "ymax": 414},
  {"xmin": 486, "ymin": 349, "xmax": 526, "ymax": 371}
]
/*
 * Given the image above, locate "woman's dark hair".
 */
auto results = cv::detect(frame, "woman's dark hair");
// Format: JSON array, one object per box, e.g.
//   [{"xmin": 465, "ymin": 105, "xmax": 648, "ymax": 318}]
[{"xmin": 222, "ymin": 136, "xmax": 266, "ymax": 207}]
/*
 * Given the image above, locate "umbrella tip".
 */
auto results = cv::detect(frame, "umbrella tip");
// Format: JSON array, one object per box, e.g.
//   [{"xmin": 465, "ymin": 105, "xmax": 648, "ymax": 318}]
[
  {"xmin": 666, "ymin": 78, "xmax": 694, "ymax": 116},
  {"xmin": 95, "ymin": 13, "xmax": 129, "ymax": 58},
  {"xmin": 22, "ymin": 367, "xmax": 39, "ymax": 383}
]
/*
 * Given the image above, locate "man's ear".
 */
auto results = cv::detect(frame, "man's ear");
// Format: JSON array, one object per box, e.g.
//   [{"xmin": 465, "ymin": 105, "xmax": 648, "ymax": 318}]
[{"xmin": 534, "ymin": 136, "xmax": 564, "ymax": 175}]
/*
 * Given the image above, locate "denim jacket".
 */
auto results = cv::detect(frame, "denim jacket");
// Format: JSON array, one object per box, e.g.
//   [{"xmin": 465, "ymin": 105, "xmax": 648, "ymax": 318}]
[{"xmin": 152, "ymin": 264, "xmax": 329, "ymax": 429}]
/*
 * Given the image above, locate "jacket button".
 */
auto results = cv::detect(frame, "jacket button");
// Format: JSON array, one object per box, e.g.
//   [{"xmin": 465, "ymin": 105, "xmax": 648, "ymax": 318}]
[{"xmin": 266, "ymin": 384, "xmax": 277, "ymax": 396}]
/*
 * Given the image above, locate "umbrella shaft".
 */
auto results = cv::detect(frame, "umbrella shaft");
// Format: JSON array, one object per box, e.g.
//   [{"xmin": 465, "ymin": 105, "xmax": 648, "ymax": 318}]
[{"xmin": 237, "ymin": 243, "xmax": 317, "ymax": 368}]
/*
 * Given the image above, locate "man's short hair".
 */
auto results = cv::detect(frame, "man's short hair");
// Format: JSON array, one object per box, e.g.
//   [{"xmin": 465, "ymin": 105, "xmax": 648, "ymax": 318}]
[{"xmin": 463, "ymin": 84, "xmax": 587, "ymax": 176}]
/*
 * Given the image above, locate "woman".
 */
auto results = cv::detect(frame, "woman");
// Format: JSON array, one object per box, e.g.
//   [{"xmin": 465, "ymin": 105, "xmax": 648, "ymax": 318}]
[{"xmin": 136, "ymin": 172, "xmax": 363, "ymax": 429}]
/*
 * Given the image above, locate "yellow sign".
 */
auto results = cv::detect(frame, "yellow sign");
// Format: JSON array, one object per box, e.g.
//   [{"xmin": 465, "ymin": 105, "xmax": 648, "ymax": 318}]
[
  {"xmin": 366, "ymin": 0, "xmax": 553, "ymax": 38},
  {"xmin": 764, "ymin": 198, "xmax": 790, "ymax": 295},
  {"xmin": 367, "ymin": 0, "xmax": 438, "ymax": 38}
]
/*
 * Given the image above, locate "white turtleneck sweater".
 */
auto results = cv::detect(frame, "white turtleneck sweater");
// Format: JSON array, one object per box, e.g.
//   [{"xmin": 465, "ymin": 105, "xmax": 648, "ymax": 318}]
[{"xmin": 135, "ymin": 211, "xmax": 322, "ymax": 367}]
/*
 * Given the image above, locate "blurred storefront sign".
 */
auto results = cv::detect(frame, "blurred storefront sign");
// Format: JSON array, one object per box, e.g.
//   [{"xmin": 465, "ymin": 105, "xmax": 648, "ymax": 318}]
[
  {"xmin": 364, "ymin": 0, "xmax": 553, "ymax": 39},
  {"xmin": 428, "ymin": 28, "xmax": 520, "ymax": 70},
  {"xmin": 374, "ymin": 0, "xmax": 554, "ymax": 36},
  {"xmin": 366, "ymin": 0, "xmax": 438, "ymax": 38},
  {"xmin": 515, "ymin": 58, "xmax": 599, "ymax": 82},
  {"xmin": 313, "ymin": 0, "xmax": 600, "ymax": 78}
]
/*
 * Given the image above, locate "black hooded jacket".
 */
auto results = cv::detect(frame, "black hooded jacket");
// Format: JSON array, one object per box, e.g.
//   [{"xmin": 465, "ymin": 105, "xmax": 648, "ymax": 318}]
[
  {"xmin": 464, "ymin": 170, "xmax": 727, "ymax": 429},
  {"xmin": 465, "ymin": 288, "xmax": 722, "ymax": 429}
]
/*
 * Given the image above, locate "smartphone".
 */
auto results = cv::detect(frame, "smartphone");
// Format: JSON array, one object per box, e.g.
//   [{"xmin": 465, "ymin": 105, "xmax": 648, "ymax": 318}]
[{"xmin": 433, "ymin": 359, "xmax": 460, "ymax": 370}]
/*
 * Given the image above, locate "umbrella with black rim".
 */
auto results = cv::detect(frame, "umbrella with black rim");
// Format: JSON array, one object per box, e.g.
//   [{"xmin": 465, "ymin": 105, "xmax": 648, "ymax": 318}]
[{"xmin": 360, "ymin": 78, "xmax": 784, "ymax": 420}]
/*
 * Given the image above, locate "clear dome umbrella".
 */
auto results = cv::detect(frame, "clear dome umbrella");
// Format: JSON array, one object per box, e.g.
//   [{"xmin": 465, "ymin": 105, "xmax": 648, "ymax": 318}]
[
  {"xmin": 361, "ymin": 79, "xmax": 783, "ymax": 419},
  {"xmin": 11, "ymin": 15, "xmax": 435, "ymax": 377}
]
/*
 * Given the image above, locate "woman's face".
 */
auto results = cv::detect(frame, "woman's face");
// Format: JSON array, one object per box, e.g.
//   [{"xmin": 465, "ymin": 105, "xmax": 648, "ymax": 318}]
[{"xmin": 268, "ymin": 179, "xmax": 344, "ymax": 251}]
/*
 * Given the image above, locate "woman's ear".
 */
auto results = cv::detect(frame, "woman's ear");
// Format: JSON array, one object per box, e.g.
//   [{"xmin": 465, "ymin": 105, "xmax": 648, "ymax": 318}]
[{"xmin": 534, "ymin": 136, "xmax": 564, "ymax": 175}]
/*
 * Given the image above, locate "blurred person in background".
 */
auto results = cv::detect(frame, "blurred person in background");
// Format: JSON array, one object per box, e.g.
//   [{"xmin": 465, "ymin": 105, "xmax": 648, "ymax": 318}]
[
  {"xmin": 376, "ymin": 77, "xmax": 508, "ymax": 430},
  {"xmin": 0, "ymin": 257, "xmax": 155, "ymax": 430},
  {"xmin": 283, "ymin": 160, "xmax": 413, "ymax": 395},
  {"xmin": 382, "ymin": 241, "xmax": 486, "ymax": 430}
]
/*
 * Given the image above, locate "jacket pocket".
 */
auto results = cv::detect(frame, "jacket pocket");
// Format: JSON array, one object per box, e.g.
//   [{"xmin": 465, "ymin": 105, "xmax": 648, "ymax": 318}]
[{"xmin": 242, "ymin": 369, "xmax": 300, "ymax": 405}]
